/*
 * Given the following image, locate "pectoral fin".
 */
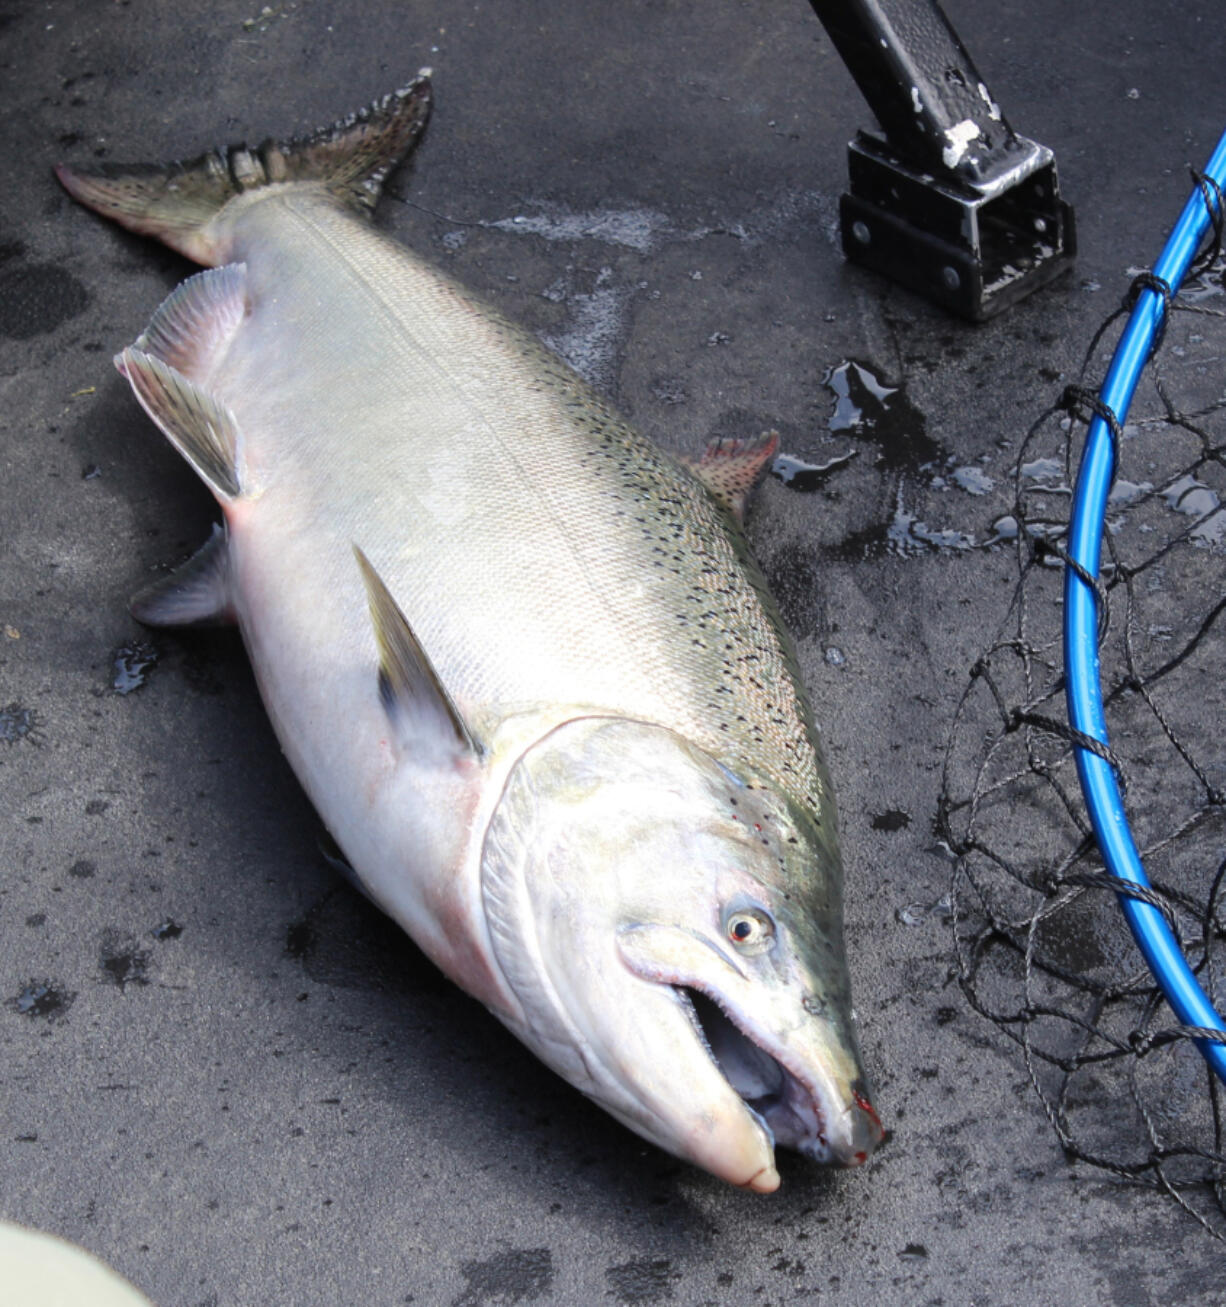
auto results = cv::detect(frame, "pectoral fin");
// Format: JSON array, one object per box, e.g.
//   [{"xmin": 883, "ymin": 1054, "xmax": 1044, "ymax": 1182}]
[
  {"xmin": 683, "ymin": 430, "xmax": 780, "ymax": 525},
  {"xmin": 130, "ymin": 523, "xmax": 234, "ymax": 627},
  {"xmin": 117, "ymin": 348, "xmax": 244, "ymax": 502},
  {"xmin": 354, "ymin": 546, "xmax": 481, "ymax": 763}
]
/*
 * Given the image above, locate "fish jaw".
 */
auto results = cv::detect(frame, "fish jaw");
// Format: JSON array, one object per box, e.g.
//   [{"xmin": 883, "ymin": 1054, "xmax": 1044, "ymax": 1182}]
[
  {"xmin": 618, "ymin": 923, "xmax": 884, "ymax": 1169},
  {"xmin": 479, "ymin": 715, "xmax": 881, "ymax": 1187},
  {"xmin": 503, "ymin": 943, "xmax": 785, "ymax": 1192}
]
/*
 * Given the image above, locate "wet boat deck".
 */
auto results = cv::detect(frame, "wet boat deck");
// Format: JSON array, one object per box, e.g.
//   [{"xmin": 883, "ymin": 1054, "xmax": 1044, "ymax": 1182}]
[{"xmin": 2, "ymin": 2, "xmax": 1223, "ymax": 1302}]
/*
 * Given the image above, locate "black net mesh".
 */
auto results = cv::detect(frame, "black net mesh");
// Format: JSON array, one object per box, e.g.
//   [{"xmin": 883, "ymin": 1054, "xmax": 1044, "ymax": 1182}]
[{"xmin": 938, "ymin": 187, "xmax": 1226, "ymax": 1239}]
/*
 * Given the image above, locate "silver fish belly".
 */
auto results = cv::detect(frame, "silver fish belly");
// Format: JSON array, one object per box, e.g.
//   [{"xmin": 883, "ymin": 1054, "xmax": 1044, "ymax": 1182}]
[{"xmin": 57, "ymin": 77, "xmax": 884, "ymax": 1191}]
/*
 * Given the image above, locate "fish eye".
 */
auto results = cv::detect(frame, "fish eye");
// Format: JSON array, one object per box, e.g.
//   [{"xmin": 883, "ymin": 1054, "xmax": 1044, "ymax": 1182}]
[{"xmin": 726, "ymin": 907, "xmax": 775, "ymax": 953}]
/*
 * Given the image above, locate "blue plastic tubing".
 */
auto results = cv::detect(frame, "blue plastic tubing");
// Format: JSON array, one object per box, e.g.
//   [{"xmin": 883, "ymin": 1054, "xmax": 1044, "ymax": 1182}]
[{"xmin": 1064, "ymin": 132, "xmax": 1226, "ymax": 1082}]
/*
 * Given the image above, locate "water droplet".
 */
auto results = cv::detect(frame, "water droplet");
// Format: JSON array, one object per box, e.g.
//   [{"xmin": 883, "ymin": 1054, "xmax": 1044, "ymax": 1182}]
[
  {"xmin": 285, "ymin": 920, "xmax": 316, "ymax": 960},
  {"xmin": 989, "ymin": 514, "xmax": 1019, "ymax": 542}
]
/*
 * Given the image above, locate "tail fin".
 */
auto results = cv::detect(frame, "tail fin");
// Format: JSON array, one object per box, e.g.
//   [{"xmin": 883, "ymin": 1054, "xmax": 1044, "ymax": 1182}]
[{"xmin": 55, "ymin": 76, "xmax": 432, "ymax": 265}]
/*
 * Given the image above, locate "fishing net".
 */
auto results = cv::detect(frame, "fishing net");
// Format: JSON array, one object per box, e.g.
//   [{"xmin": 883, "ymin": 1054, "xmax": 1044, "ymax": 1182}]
[{"xmin": 938, "ymin": 193, "xmax": 1226, "ymax": 1238}]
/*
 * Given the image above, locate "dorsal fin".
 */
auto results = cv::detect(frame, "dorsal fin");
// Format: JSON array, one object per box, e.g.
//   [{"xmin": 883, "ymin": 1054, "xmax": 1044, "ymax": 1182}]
[
  {"xmin": 683, "ymin": 430, "xmax": 780, "ymax": 524},
  {"xmin": 353, "ymin": 546, "xmax": 481, "ymax": 762}
]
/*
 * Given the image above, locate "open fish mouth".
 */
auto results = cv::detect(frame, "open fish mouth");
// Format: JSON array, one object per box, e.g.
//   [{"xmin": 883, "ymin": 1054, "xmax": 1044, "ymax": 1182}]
[
  {"xmin": 675, "ymin": 986, "xmax": 836, "ymax": 1164},
  {"xmin": 615, "ymin": 920, "xmax": 883, "ymax": 1174}
]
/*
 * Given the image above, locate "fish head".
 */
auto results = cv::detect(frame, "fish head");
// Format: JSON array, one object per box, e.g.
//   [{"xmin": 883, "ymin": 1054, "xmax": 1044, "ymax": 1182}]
[{"xmin": 480, "ymin": 716, "xmax": 884, "ymax": 1191}]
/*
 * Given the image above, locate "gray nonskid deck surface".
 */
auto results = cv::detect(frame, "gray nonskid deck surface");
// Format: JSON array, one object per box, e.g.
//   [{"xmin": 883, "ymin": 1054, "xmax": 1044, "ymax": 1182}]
[{"xmin": 2, "ymin": 2, "xmax": 1223, "ymax": 1303}]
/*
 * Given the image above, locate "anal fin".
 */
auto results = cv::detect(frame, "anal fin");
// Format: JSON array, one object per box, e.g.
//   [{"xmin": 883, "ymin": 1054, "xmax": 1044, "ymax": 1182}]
[
  {"xmin": 117, "ymin": 347, "xmax": 243, "ymax": 502},
  {"xmin": 683, "ymin": 430, "xmax": 780, "ymax": 525},
  {"xmin": 130, "ymin": 524, "xmax": 233, "ymax": 627},
  {"xmin": 353, "ymin": 546, "xmax": 481, "ymax": 764}
]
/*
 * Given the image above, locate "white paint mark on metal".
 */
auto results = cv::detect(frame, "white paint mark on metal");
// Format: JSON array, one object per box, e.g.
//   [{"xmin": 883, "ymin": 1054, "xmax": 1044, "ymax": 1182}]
[
  {"xmin": 942, "ymin": 119, "xmax": 982, "ymax": 169},
  {"xmin": 977, "ymin": 82, "xmax": 1002, "ymax": 121}
]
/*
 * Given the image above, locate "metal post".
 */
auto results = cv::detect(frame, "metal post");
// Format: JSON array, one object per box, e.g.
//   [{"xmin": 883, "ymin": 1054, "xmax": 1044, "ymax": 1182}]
[{"xmin": 809, "ymin": 0, "xmax": 1076, "ymax": 320}]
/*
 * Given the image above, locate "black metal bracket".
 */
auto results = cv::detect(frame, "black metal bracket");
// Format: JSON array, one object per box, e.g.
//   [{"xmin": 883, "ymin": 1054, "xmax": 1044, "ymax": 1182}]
[{"xmin": 809, "ymin": 0, "xmax": 1076, "ymax": 321}]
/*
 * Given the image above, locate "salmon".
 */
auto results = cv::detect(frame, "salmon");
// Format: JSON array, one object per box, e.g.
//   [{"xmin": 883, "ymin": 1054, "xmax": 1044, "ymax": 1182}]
[{"xmin": 57, "ymin": 77, "xmax": 883, "ymax": 1190}]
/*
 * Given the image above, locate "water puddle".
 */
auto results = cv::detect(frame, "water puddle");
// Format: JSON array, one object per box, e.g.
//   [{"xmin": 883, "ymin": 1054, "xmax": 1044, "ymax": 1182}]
[
  {"xmin": 988, "ymin": 514, "xmax": 1019, "ymax": 543},
  {"xmin": 826, "ymin": 359, "xmax": 895, "ymax": 431},
  {"xmin": 1108, "ymin": 478, "xmax": 1152, "ymax": 508},
  {"xmin": 1177, "ymin": 255, "xmax": 1225, "ymax": 305},
  {"xmin": 0, "ymin": 702, "xmax": 35, "ymax": 744},
  {"xmin": 1004, "ymin": 444, "xmax": 1226, "ymax": 553},
  {"xmin": 950, "ymin": 465, "xmax": 994, "ymax": 496},
  {"xmin": 770, "ymin": 448, "xmax": 857, "ymax": 492},
  {"xmin": 896, "ymin": 893, "xmax": 953, "ymax": 927},
  {"xmin": 112, "ymin": 642, "xmax": 158, "ymax": 695},
  {"xmin": 99, "ymin": 932, "xmax": 150, "ymax": 989},
  {"xmin": 538, "ymin": 265, "xmax": 634, "ymax": 392},
  {"xmin": 1019, "ymin": 457, "xmax": 1068, "ymax": 492},
  {"xmin": 821, "ymin": 359, "xmax": 938, "ymax": 473},
  {"xmin": 1162, "ymin": 474, "xmax": 1226, "ymax": 546},
  {"xmin": 885, "ymin": 488, "xmax": 975, "ymax": 556},
  {"xmin": 1048, "ymin": 467, "xmax": 1226, "ymax": 549},
  {"xmin": 286, "ymin": 893, "xmax": 450, "ymax": 995},
  {"xmin": 774, "ymin": 359, "xmax": 981, "ymax": 560},
  {"xmin": 10, "ymin": 980, "xmax": 74, "ymax": 1018},
  {"xmin": 870, "ymin": 809, "xmax": 912, "ymax": 832}
]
